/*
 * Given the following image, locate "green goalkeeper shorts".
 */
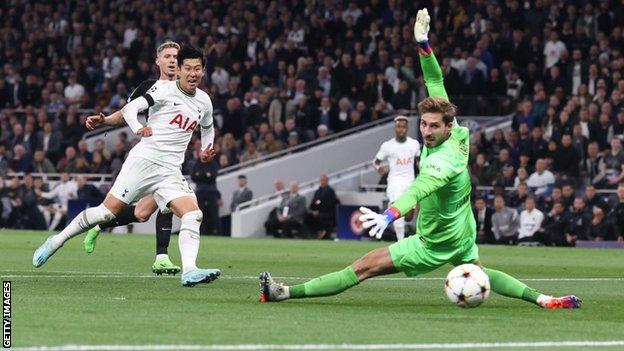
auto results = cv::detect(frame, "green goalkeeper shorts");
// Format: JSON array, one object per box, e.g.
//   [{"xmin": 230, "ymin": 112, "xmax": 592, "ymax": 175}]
[{"xmin": 389, "ymin": 234, "xmax": 479, "ymax": 277}]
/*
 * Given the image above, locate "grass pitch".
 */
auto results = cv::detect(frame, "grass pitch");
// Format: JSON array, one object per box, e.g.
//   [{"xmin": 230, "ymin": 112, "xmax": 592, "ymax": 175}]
[{"xmin": 1, "ymin": 230, "xmax": 623, "ymax": 350}]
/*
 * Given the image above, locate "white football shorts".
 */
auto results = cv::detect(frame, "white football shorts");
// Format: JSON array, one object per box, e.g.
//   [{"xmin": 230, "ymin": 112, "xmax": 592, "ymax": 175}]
[{"xmin": 109, "ymin": 156, "xmax": 195, "ymax": 211}]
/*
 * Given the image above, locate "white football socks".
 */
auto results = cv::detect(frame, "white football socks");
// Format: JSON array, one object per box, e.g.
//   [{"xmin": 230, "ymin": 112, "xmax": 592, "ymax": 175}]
[
  {"xmin": 51, "ymin": 204, "xmax": 115, "ymax": 248},
  {"xmin": 393, "ymin": 217, "xmax": 405, "ymax": 241},
  {"xmin": 179, "ymin": 210, "xmax": 202, "ymax": 274}
]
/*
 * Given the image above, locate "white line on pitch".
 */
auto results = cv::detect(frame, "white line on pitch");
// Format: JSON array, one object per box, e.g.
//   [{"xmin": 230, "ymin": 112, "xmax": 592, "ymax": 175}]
[
  {"xmin": 11, "ymin": 340, "xmax": 624, "ymax": 350},
  {"xmin": 2, "ymin": 273, "xmax": 623, "ymax": 282}
]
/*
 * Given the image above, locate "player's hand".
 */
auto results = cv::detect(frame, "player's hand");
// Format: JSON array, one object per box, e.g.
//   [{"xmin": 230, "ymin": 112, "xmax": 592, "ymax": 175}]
[
  {"xmin": 413, "ymin": 8, "xmax": 430, "ymax": 43},
  {"xmin": 359, "ymin": 207, "xmax": 390, "ymax": 239},
  {"xmin": 85, "ymin": 113, "xmax": 106, "ymax": 130},
  {"xmin": 200, "ymin": 144, "xmax": 216, "ymax": 163},
  {"xmin": 377, "ymin": 165, "xmax": 389, "ymax": 175},
  {"xmin": 137, "ymin": 126, "xmax": 153, "ymax": 137}
]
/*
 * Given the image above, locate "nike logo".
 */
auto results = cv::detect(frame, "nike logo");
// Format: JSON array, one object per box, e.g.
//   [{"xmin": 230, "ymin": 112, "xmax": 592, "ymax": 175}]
[{"xmin": 174, "ymin": 102, "xmax": 182, "ymax": 106}]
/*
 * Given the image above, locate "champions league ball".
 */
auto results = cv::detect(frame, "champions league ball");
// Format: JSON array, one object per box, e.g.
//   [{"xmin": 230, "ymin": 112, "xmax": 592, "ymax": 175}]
[{"xmin": 444, "ymin": 264, "xmax": 490, "ymax": 308}]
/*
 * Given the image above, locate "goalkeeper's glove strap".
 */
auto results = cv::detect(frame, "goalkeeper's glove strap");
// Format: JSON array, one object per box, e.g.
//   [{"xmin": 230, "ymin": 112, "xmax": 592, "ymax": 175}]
[
  {"xmin": 417, "ymin": 40, "xmax": 433, "ymax": 56},
  {"xmin": 382, "ymin": 206, "xmax": 401, "ymax": 224}
]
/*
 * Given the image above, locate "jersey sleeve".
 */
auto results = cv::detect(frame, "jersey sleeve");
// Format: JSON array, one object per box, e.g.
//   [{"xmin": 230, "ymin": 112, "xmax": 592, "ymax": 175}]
[
  {"xmin": 128, "ymin": 79, "xmax": 157, "ymax": 102},
  {"xmin": 143, "ymin": 80, "xmax": 169, "ymax": 107},
  {"xmin": 375, "ymin": 142, "xmax": 388, "ymax": 162},
  {"xmin": 390, "ymin": 153, "xmax": 457, "ymax": 214},
  {"xmin": 419, "ymin": 53, "xmax": 449, "ymax": 101},
  {"xmin": 200, "ymin": 97, "xmax": 215, "ymax": 149},
  {"xmin": 200, "ymin": 97, "xmax": 214, "ymax": 128}
]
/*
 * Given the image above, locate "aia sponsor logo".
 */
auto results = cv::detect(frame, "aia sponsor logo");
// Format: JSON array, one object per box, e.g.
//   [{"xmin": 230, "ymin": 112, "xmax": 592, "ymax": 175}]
[{"xmin": 169, "ymin": 114, "xmax": 197, "ymax": 132}]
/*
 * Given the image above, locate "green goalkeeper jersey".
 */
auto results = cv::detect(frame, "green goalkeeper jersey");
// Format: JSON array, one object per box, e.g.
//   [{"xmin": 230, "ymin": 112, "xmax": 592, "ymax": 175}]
[{"xmin": 391, "ymin": 53, "xmax": 474, "ymax": 248}]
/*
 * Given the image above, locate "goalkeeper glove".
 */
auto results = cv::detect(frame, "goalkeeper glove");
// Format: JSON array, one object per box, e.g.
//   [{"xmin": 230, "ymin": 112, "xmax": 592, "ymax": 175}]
[
  {"xmin": 359, "ymin": 206, "xmax": 400, "ymax": 239},
  {"xmin": 413, "ymin": 8, "xmax": 430, "ymax": 43}
]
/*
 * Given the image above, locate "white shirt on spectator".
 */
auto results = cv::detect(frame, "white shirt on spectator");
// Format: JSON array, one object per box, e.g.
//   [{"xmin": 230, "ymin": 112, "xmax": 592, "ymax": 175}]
[
  {"xmin": 543, "ymin": 40, "xmax": 567, "ymax": 68},
  {"xmin": 64, "ymin": 83, "xmax": 85, "ymax": 103},
  {"xmin": 103, "ymin": 56, "xmax": 124, "ymax": 80},
  {"xmin": 123, "ymin": 27, "xmax": 138, "ymax": 48},
  {"xmin": 342, "ymin": 7, "xmax": 363, "ymax": 23},
  {"xmin": 526, "ymin": 170, "xmax": 555, "ymax": 195},
  {"xmin": 211, "ymin": 68, "xmax": 230, "ymax": 95},
  {"xmin": 42, "ymin": 180, "xmax": 78, "ymax": 210},
  {"xmin": 287, "ymin": 29, "xmax": 305, "ymax": 44},
  {"xmin": 518, "ymin": 208, "xmax": 544, "ymax": 240}
]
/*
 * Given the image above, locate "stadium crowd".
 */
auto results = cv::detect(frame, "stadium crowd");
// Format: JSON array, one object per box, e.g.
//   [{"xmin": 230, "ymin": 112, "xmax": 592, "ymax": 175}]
[{"xmin": 0, "ymin": 0, "xmax": 622, "ymax": 240}]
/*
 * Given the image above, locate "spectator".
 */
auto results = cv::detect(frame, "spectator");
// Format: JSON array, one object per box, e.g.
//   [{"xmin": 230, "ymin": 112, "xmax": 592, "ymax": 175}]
[
  {"xmin": 63, "ymin": 73, "xmax": 85, "ymax": 106},
  {"xmin": 508, "ymin": 182, "xmax": 530, "ymax": 210},
  {"xmin": 553, "ymin": 134, "xmax": 581, "ymax": 179},
  {"xmin": 517, "ymin": 196, "xmax": 545, "ymax": 244},
  {"xmin": 473, "ymin": 197, "xmax": 495, "ymax": 244},
  {"xmin": 527, "ymin": 158, "xmax": 555, "ymax": 196},
  {"xmin": 191, "ymin": 156, "xmax": 221, "ymax": 235},
  {"xmin": 513, "ymin": 101, "xmax": 538, "ymax": 130},
  {"xmin": 265, "ymin": 181, "xmax": 306, "ymax": 238},
  {"xmin": 491, "ymin": 195, "xmax": 519, "ymax": 245},
  {"xmin": 595, "ymin": 137, "xmax": 624, "ymax": 188},
  {"xmin": 540, "ymin": 200, "xmax": 567, "ymax": 248},
  {"xmin": 608, "ymin": 182, "xmax": 624, "ymax": 242},
  {"xmin": 306, "ymin": 174, "xmax": 340, "ymax": 240},
  {"xmin": 230, "ymin": 175, "xmax": 253, "ymax": 212},
  {"xmin": 543, "ymin": 31, "xmax": 567, "ymax": 69},
  {"xmin": 0, "ymin": 143, "xmax": 8, "ymax": 176},
  {"xmin": 38, "ymin": 172, "xmax": 77, "ymax": 230},
  {"xmin": 32, "ymin": 150, "xmax": 56, "ymax": 174},
  {"xmin": 239, "ymin": 142, "xmax": 261, "ymax": 164},
  {"xmin": 76, "ymin": 175, "xmax": 103, "ymax": 201},
  {"xmin": 588, "ymin": 204, "xmax": 614, "ymax": 241},
  {"xmin": 10, "ymin": 145, "xmax": 32, "ymax": 173},
  {"xmin": 564, "ymin": 197, "xmax": 592, "ymax": 246}
]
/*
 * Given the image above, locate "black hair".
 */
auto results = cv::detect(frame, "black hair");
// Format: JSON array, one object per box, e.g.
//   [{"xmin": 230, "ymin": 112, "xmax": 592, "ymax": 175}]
[{"xmin": 177, "ymin": 45, "xmax": 205, "ymax": 67}]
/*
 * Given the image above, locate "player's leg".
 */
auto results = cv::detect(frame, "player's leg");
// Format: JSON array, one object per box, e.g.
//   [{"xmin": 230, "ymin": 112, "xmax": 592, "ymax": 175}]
[
  {"xmin": 456, "ymin": 241, "xmax": 580, "ymax": 309},
  {"xmin": 33, "ymin": 194, "xmax": 123, "ymax": 267},
  {"xmin": 260, "ymin": 246, "xmax": 398, "ymax": 302},
  {"xmin": 84, "ymin": 203, "xmax": 140, "ymax": 253},
  {"xmin": 167, "ymin": 195, "xmax": 220, "ymax": 286},
  {"xmin": 152, "ymin": 209, "xmax": 179, "ymax": 275},
  {"xmin": 35, "ymin": 157, "xmax": 155, "ymax": 266}
]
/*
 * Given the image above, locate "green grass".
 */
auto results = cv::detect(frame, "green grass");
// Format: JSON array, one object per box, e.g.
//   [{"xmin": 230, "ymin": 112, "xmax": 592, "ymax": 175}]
[{"xmin": 2, "ymin": 230, "xmax": 624, "ymax": 350}]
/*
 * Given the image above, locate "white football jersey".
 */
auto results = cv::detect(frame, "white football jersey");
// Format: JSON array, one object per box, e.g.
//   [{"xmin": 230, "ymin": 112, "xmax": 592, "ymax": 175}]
[
  {"xmin": 129, "ymin": 80, "xmax": 213, "ymax": 168},
  {"xmin": 375, "ymin": 137, "xmax": 421, "ymax": 182}
]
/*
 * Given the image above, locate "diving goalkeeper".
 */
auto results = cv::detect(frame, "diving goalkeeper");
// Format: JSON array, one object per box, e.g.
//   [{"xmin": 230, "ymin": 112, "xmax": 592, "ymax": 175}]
[{"xmin": 258, "ymin": 9, "xmax": 581, "ymax": 309}]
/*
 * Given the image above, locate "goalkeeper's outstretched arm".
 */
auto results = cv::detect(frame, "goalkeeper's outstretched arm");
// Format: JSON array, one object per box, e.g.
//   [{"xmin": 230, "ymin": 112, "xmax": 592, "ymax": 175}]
[{"xmin": 413, "ymin": 8, "xmax": 449, "ymax": 101}]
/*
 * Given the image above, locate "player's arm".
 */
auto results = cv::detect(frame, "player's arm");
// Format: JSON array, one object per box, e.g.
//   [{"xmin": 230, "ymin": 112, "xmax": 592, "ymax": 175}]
[
  {"xmin": 359, "ymin": 153, "xmax": 458, "ymax": 238},
  {"xmin": 372, "ymin": 143, "xmax": 388, "ymax": 174},
  {"xmin": 121, "ymin": 96, "xmax": 151, "ymax": 137},
  {"xmin": 86, "ymin": 80, "xmax": 156, "ymax": 130},
  {"xmin": 390, "ymin": 154, "xmax": 457, "ymax": 215},
  {"xmin": 199, "ymin": 102, "xmax": 216, "ymax": 162},
  {"xmin": 413, "ymin": 9, "xmax": 450, "ymax": 102}
]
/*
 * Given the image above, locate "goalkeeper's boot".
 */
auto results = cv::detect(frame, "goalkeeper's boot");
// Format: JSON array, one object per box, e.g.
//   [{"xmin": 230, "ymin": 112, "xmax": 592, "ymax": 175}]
[
  {"xmin": 152, "ymin": 256, "xmax": 181, "ymax": 276},
  {"xmin": 83, "ymin": 227, "xmax": 100, "ymax": 254},
  {"xmin": 181, "ymin": 268, "xmax": 220, "ymax": 287},
  {"xmin": 539, "ymin": 295, "xmax": 582, "ymax": 309},
  {"xmin": 33, "ymin": 236, "xmax": 61, "ymax": 268},
  {"xmin": 259, "ymin": 272, "xmax": 289, "ymax": 302}
]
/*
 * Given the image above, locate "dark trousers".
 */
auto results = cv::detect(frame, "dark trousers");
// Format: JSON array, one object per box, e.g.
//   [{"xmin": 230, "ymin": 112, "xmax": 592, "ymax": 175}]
[
  {"xmin": 197, "ymin": 191, "xmax": 221, "ymax": 235},
  {"xmin": 305, "ymin": 212, "xmax": 335, "ymax": 234},
  {"xmin": 265, "ymin": 210, "xmax": 303, "ymax": 238}
]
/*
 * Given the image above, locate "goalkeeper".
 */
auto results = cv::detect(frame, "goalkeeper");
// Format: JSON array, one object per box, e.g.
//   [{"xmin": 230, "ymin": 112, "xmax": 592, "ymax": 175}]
[{"xmin": 259, "ymin": 9, "xmax": 580, "ymax": 309}]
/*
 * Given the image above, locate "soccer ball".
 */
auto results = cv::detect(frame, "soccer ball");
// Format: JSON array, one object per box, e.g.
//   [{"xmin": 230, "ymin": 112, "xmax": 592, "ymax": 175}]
[{"xmin": 444, "ymin": 264, "xmax": 490, "ymax": 308}]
